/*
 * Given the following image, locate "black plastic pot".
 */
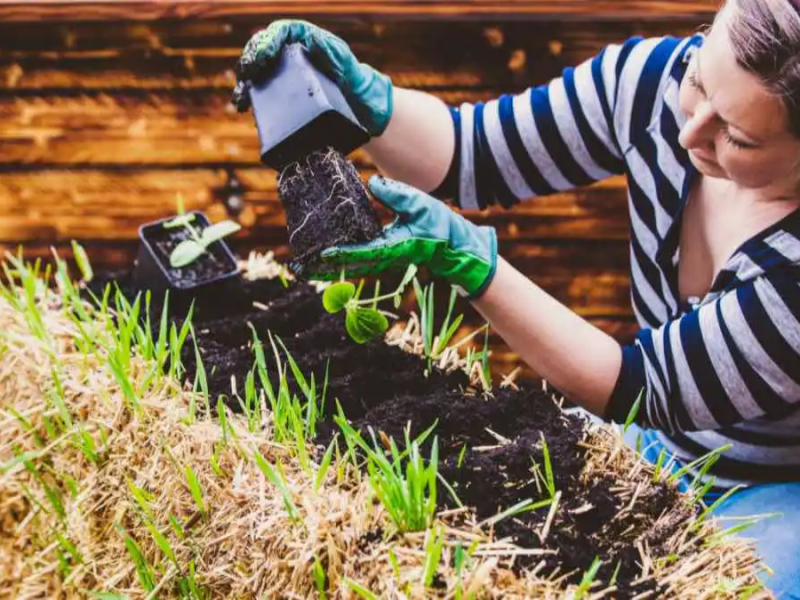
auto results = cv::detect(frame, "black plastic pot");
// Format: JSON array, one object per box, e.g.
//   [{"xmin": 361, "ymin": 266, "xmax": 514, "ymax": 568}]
[
  {"xmin": 132, "ymin": 211, "xmax": 243, "ymax": 303},
  {"xmin": 248, "ymin": 43, "xmax": 370, "ymax": 170}
]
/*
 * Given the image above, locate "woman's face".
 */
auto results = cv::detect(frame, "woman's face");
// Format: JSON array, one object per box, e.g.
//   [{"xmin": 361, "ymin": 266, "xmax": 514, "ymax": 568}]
[{"xmin": 678, "ymin": 9, "xmax": 800, "ymax": 194}]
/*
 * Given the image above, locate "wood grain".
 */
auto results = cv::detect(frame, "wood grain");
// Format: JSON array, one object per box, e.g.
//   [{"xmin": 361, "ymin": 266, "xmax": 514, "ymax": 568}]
[{"xmin": 0, "ymin": 1, "xmax": 719, "ymax": 23}]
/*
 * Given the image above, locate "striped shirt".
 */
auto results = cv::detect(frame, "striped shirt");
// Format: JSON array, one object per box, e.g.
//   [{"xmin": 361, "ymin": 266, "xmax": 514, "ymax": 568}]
[{"xmin": 435, "ymin": 34, "xmax": 800, "ymax": 487}]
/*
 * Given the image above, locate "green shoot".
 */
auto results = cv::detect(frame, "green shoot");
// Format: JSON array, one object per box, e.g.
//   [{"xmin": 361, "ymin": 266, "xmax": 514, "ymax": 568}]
[
  {"xmin": 609, "ymin": 561, "xmax": 622, "ymax": 587},
  {"xmin": 574, "ymin": 557, "xmax": 603, "ymax": 599},
  {"xmin": 115, "ymin": 523, "xmax": 156, "ymax": 593},
  {"xmin": 669, "ymin": 444, "xmax": 732, "ymax": 485},
  {"xmin": 143, "ymin": 520, "xmax": 178, "ymax": 568},
  {"xmin": 434, "ymin": 285, "xmax": 464, "ymax": 357},
  {"xmin": 314, "ymin": 439, "xmax": 336, "ymax": 492},
  {"xmin": 128, "ymin": 479, "xmax": 156, "ymax": 521},
  {"xmin": 312, "ymin": 557, "xmax": 327, "ymax": 600},
  {"xmin": 209, "ymin": 443, "xmax": 226, "ymax": 479},
  {"xmin": 540, "ymin": 434, "xmax": 556, "ymax": 499},
  {"xmin": 71, "ymin": 240, "xmax": 94, "ymax": 282},
  {"xmin": 252, "ymin": 449, "xmax": 301, "ymax": 524},
  {"xmin": 478, "ymin": 497, "xmax": 554, "ymax": 529},
  {"xmin": 344, "ymin": 578, "xmax": 378, "ymax": 600},
  {"xmin": 185, "ymin": 465, "xmax": 206, "ymax": 519},
  {"xmin": 456, "ymin": 443, "xmax": 468, "ymax": 469},
  {"xmin": 653, "ymin": 448, "xmax": 669, "ymax": 482},
  {"xmin": 335, "ymin": 416, "xmax": 440, "ymax": 533},
  {"xmin": 422, "ymin": 527, "xmax": 445, "ymax": 588},
  {"xmin": 623, "ymin": 390, "xmax": 643, "ymax": 435}
]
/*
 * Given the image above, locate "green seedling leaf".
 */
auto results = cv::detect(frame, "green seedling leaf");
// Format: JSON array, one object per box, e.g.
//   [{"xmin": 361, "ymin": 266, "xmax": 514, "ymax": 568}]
[
  {"xmin": 71, "ymin": 241, "xmax": 94, "ymax": 282},
  {"xmin": 574, "ymin": 557, "xmax": 603, "ymax": 599},
  {"xmin": 345, "ymin": 308, "xmax": 389, "ymax": 344},
  {"xmin": 185, "ymin": 465, "xmax": 206, "ymax": 518},
  {"xmin": 144, "ymin": 520, "xmax": 178, "ymax": 568},
  {"xmin": 344, "ymin": 578, "xmax": 378, "ymax": 600},
  {"xmin": 163, "ymin": 214, "xmax": 196, "ymax": 230},
  {"xmin": 315, "ymin": 439, "xmax": 336, "ymax": 492},
  {"xmin": 312, "ymin": 557, "xmax": 327, "ymax": 600},
  {"xmin": 89, "ymin": 592, "xmax": 129, "ymax": 600},
  {"xmin": 456, "ymin": 443, "xmax": 468, "ymax": 469},
  {"xmin": 422, "ymin": 527, "xmax": 445, "ymax": 588},
  {"xmin": 170, "ymin": 239, "xmax": 205, "ymax": 268},
  {"xmin": 623, "ymin": 390, "xmax": 643, "ymax": 435},
  {"xmin": 323, "ymin": 281, "xmax": 356, "ymax": 313},
  {"xmin": 201, "ymin": 220, "xmax": 241, "ymax": 245}
]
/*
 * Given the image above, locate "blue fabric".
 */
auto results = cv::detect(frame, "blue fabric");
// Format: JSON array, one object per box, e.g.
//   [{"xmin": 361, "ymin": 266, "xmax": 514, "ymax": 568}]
[{"xmin": 621, "ymin": 420, "xmax": 800, "ymax": 598}]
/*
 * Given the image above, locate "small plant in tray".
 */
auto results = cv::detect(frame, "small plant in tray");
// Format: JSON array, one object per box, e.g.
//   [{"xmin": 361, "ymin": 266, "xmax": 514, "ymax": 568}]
[
  {"xmin": 163, "ymin": 212, "xmax": 241, "ymax": 269},
  {"xmin": 133, "ymin": 208, "xmax": 242, "ymax": 297}
]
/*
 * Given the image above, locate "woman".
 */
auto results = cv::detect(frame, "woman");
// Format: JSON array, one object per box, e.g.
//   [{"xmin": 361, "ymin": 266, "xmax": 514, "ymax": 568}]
[{"xmin": 234, "ymin": 0, "xmax": 800, "ymax": 595}]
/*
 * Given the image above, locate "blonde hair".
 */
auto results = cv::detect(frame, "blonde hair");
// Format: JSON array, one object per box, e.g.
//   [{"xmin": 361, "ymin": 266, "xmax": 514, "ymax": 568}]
[{"xmin": 727, "ymin": 0, "xmax": 800, "ymax": 137}]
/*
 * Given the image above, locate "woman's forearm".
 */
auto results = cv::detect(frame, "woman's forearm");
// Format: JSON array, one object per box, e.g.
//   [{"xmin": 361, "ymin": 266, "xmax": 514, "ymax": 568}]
[
  {"xmin": 365, "ymin": 87, "xmax": 455, "ymax": 194},
  {"xmin": 472, "ymin": 257, "xmax": 623, "ymax": 416}
]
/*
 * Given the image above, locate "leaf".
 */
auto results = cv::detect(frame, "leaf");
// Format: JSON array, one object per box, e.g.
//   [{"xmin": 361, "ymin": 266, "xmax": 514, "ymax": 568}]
[
  {"xmin": 170, "ymin": 240, "xmax": 206, "ymax": 268},
  {"xmin": 322, "ymin": 281, "xmax": 355, "ymax": 313},
  {"xmin": 71, "ymin": 241, "xmax": 94, "ymax": 282},
  {"xmin": 201, "ymin": 221, "xmax": 241, "ymax": 245},
  {"xmin": 163, "ymin": 214, "xmax": 195, "ymax": 229},
  {"xmin": 345, "ymin": 308, "xmax": 389, "ymax": 344}
]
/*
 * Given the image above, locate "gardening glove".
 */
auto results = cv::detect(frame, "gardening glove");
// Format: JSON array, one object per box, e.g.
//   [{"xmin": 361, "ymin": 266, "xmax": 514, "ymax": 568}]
[
  {"xmin": 233, "ymin": 19, "xmax": 393, "ymax": 136},
  {"xmin": 315, "ymin": 176, "xmax": 498, "ymax": 299}
]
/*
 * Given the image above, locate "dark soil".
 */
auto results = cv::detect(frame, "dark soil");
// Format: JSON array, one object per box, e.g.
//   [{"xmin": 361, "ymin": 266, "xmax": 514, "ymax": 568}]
[
  {"xmin": 277, "ymin": 148, "xmax": 382, "ymax": 275},
  {"xmin": 89, "ymin": 268, "xmax": 690, "ymax": 597},
  {"xmin": 141, "ymin": 219, "xmax": 237, "ymax": 288}
]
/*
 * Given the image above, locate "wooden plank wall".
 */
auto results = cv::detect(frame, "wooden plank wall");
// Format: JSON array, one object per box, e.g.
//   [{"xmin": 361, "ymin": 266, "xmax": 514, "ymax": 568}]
[{"xmin": 0, "ymin": 1, "xmax": 715, "ymax": 378}]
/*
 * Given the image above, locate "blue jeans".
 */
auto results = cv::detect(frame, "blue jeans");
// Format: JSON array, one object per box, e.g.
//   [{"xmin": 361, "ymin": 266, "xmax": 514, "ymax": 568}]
[
  {"xmin": 566, "ymin": 409, "xmax": 800, "ymax": 597},
  {"xmin": 623, "ymin": 423, "xmax": 800, "ymax": 599}
]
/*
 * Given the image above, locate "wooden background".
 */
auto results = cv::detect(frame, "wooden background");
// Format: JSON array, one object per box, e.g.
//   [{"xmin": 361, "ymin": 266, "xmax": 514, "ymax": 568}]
[{"xmin": 0, "ymin": 0, "xmax": 717, "ymax": 379}]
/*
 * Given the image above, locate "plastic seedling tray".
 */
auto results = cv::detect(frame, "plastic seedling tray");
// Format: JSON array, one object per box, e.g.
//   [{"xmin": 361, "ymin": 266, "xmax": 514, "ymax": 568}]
[
  {"xmin": 248, "ymin": 43, "xmax": 370, "ymax": 170},
  {"xmin": 133, "ymin": 211, "xmax": 242, "ymax": 302}
]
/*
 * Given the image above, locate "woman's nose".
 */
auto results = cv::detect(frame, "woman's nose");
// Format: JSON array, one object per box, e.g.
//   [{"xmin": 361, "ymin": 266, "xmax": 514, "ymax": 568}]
[{"xmin": 679, "ymin": 100, "xmax": 717, "ymax": 150}]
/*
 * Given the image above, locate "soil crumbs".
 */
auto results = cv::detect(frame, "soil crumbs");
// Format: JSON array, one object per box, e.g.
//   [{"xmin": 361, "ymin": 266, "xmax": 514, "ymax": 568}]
[
  {"xmin": 277, "ymin": 148, "xmax": 382, "ymax": 274},
  {"xmin": 91, "ymin": 269, "xmax": 691, "ymax": 597}
]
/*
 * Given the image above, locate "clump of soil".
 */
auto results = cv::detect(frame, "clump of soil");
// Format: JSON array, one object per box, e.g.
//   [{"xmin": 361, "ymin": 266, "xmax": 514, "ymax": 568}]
[{"xmin": 277, "ymin": 148, "xmax": 382, "ymax": 274}]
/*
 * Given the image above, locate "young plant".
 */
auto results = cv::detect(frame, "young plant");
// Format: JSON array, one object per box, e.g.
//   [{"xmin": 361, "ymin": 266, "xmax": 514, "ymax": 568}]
[
  {"xmin": 335, "ymin": 414, "xmax": 440, "ymax": 533},
  {"xmin": 531, "ymin": 433, "xmax": 557, "ymax": 500},
  {"xmin": 164, "ymin": 213, "xmax": 241, "ymax": 269},
  {"xmin": 322, "ymin": 264, "xmax": 417, "ymax": 344}
]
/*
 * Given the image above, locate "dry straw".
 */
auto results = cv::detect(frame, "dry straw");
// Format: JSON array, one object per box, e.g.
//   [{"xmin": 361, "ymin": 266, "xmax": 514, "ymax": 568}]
[{"xmin": 0, "ymin": 252, "xmax": 770, "ymax": 599}]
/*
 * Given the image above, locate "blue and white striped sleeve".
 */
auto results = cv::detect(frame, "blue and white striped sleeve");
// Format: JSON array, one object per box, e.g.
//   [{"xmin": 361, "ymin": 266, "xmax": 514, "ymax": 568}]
[
  {"xmin": 606, "ymin": 272, "xmax": 800, "ymax": 433},
  {"xmin": 432, "ymin": 37, "xmax": 651, "ymax": 210}
]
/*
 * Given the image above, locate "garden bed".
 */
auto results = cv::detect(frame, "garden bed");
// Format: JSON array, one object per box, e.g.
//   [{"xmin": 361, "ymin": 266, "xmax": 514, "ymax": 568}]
[{"xmin": 0, "ymin": 249, "xmax": 769, "ymax": 599}]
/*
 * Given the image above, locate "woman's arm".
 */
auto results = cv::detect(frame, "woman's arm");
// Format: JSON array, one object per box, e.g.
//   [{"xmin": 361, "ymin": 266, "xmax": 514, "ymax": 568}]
[
  {"xmin": 473, "ymin": 257, "xmax": 622, "ymax": 415},
  {"xmin": 368, "ymin": 41, "xmax": 640, "ymax": 210},
  {"xmin": 365, "ymin": 87, "xmax": 456, "ymax": 195},
  {"xmin": 474, "ymin": 257, "xmax": 800, "ymax": 432}
]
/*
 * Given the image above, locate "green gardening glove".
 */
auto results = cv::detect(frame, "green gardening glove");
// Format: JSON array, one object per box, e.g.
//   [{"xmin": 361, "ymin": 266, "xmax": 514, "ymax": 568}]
[
  {"xmin": 314, "ymin": 176, "xmax": 498, "ymax": 299},
  {"xmin": 233, "ymin": 19, "xmax": 393, "ymax": 136}
]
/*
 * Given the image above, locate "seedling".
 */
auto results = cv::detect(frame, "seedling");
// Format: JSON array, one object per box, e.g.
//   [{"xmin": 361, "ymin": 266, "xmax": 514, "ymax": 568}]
[
  {"xmin": 323, "ymin": 265, "xmax": 417, "ymax": 344},
  {"xmin": 164, "ymin": 213, "xmax": 242, "ymax": 269},
  {"xmin": 574, "ymin": 557, "xmax": 603, "ymax": 599},
  {"xmin": 335, "ymin": 413, "xmax": 441, "ymax": 533}
]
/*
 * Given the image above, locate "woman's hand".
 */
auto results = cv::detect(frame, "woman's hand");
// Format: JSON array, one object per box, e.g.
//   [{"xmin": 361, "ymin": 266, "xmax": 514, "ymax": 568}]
[
  {"xmin": 312, "ymin": 176, "xmax": 498, "ymax": 299},
  {"xmin": 232, "ymin": 19, "xmax": 393, "ymax": 137}
]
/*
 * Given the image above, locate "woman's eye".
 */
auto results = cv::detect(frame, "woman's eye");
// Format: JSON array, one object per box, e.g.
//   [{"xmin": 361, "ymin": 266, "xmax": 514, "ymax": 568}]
[
  {"xmin": 688, "ymin": 72, "xmax": 702, "ymax": 92},
  {"xmin": 724, "ymin": 129, "xmax": 756, "ymax": 150}
]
